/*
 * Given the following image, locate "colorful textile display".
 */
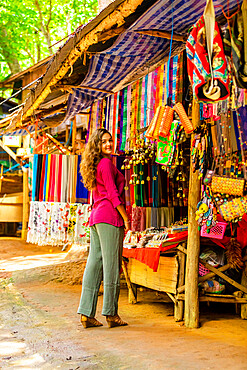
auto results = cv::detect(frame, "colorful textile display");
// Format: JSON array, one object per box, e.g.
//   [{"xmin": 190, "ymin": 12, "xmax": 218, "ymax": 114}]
[
  {"xmin": 27, "ymin": 201, "xmax": 91, "ymax": 246},
  {"xmin": 186, "ymin": 8, "xmax": 229, "ymax": 102},
  {"xmin": 224, "ymin": 10, "xmax": 247, "ymax": 89},
  {"xmin": 31, "ymin": 154, "xmax": 88, "ymax": 203}
]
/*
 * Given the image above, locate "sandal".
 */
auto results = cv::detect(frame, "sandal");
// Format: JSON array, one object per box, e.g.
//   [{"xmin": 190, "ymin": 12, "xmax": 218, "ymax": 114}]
[
  {"xmin": 106, "ymin": 314, "xmax": 128, "ymax": 328},
  {"xmin": 80, "ymin": 315, "xmax": 103, "ymax": 328}
]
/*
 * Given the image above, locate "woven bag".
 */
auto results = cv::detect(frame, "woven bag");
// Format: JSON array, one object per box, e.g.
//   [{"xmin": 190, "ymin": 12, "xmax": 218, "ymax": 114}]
[
  {"xmin": 219, "ymin": 196, "xmax": 247, "ymax": 222},
  {"xmin": 153, "ymin": 106, "xmax": 167, "ymax": 140},
  {"xmin": 173, "ymin": 102, "xmax": 194, "ymax": 134},
  {"xmin": 145, "ymin": 106, "xmax": 163, "ymax": 140},
  {"xmin": 211, "ymin": 175, "xmax": 245, "ymax": 196},
  {"xmin": 158, "ymin": 106, "xmax": 174, "ymax": 138}
]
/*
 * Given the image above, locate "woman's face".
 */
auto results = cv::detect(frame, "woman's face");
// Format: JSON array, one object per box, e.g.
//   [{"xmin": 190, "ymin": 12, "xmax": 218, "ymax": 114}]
[{"xmin": 101, "ymin": 132, "xmax": 113, "ymax": 158}]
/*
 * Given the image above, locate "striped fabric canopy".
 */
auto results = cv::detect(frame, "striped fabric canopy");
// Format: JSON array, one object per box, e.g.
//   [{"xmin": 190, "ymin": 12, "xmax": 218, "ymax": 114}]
[{"xmin": 63, "ymin": 0, "xmax": 241, "ymax": 123}]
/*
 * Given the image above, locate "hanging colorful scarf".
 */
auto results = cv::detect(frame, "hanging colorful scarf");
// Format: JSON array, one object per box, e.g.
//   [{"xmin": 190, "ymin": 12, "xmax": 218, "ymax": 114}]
[
  {"xmin": 121, "ymin": 87, "xmax": 128, "ymax": 151},
  {"xmin": 140, "ymin": 77, "xmax": 146, "ymax": 129},
  {"xmin": 130, "ymin": 83, "xmax": 136, "ymax": 148},
  {"xmin": 152, "ymin": 164, "xmax": 159, "ymax": 208},
  {"xmin": 112, "ymin": 92, "xmax": 118, "ymax": 152},
  {"xmin": 143, "ymin": 74, "xmax": 148, "ymax": 128},
  {"xmin": 126, "ymin": 85, "xmax": 131, "ymax": 151},
  {"xmin": 147, "ymin": 71, "xmax": 153, "ymax": 126},
  {"xmin": 137, "ymin": 79, "xmax": 142, "ymax": 131},
  {"xmin": 175, "ymin": 52, "xmax": 184, "ymax": 103},
  {"xmin": 32, "ymin": 154, "xmax": 38, "ymax": 201},
  {"xmin": 119, "ymin": 90, "xmax": 124, "ymax": 151},
  {"xmin": 172, "ymin": 55, "xmax": 178, "ymax": 104}
]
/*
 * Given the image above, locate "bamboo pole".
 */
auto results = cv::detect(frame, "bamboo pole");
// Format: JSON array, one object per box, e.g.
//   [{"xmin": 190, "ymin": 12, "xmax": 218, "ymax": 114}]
[
  {"xmin": 184, "ymin": 101, "xmax": 201, "ymax": 328},
  {"xmin": 22, "ymin": 168, "xmax": 29, "ymax": 240}
]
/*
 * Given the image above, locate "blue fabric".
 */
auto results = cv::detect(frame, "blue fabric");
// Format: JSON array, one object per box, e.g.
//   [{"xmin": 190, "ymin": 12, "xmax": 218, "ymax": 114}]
[
  {"xmin": 76, "ymin": 155, "xmax": 88, "ymax": 203},
  {"xmin": 32, "ymin": 154, "xmax": 38, "ymax": 201}
]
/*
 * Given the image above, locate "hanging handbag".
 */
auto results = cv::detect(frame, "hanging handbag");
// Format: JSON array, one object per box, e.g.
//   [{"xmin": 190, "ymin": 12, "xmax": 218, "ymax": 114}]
[
  {"xmin": 173, "ymin": 102, "xmax": 194, "ymax": 134},
  {"xmin": 219, "ymin": 196, "xmax": 247, "ymax": 222},
  {"xmin": 158, "ymin": 106, "xmax": 174, "ymax": 138},
  {"xmin": 145, "ymin": 106, "xmax": 163, "ymax": 140},
  {"xmin": 211, "ymin": 175, "xmax": 245, "ymax": 197}
]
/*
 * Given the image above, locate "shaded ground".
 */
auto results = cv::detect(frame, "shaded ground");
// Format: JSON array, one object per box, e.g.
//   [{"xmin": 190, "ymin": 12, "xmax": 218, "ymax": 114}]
[{"xmin": 0, "ymin": 238, "xmax": 247, "ymax": 369}]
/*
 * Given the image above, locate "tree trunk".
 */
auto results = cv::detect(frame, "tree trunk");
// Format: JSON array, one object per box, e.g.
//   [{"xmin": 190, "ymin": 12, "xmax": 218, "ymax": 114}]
[
  {"xmin": 34, "ymin": 0, "xmax": 53, "ymax": 54},
  {"xmin": 1, "ymin": 28, "xmax": 22, "ymax": 74}
]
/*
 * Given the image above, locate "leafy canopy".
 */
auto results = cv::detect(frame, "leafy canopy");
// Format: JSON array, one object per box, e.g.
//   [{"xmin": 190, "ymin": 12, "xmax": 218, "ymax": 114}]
[{"xmin": 0, "ymin": 0, "xmax": 98, "ymax": 81}]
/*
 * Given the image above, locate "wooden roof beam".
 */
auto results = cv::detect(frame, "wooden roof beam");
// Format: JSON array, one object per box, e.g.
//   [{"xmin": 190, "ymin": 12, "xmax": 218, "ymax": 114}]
[
  {"xmin": 55, "ymin": 84, "xmax": 113, "ymax": 94},
  {"xmin": 0, "ymin": 140, "xmax": 23, "ymax": 165},
  {"xmin": 135, "ymin": 30, "xmax": 186, "ymax": 42},
  {"xmin": 98, "ymin": 25, "xmax": 126, "ymax": 42}
]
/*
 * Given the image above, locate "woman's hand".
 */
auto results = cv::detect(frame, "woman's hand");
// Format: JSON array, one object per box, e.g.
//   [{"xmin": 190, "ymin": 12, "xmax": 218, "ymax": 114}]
[{"xmin": 124, "ymin": 219, "xmax": 131, "ymax": 231}]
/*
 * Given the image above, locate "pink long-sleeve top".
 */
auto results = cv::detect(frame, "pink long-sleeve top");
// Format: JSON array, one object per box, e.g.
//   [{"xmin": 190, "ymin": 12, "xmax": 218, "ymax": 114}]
[{"xmin": 89, "ymin": 157, "xmax": 125, "ymax": 227}]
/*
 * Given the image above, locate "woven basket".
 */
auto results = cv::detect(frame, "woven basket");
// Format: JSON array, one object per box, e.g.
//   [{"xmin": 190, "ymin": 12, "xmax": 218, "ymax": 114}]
[{"xmin": 200, "ymin": 222, "xmax": 227, "ymax": 240}]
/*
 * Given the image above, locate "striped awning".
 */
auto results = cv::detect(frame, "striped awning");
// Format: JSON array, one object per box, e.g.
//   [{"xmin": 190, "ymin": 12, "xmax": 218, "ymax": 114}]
[{"xmin": 62, "ymin": 0, "xmax": 242, "ymax": 123}]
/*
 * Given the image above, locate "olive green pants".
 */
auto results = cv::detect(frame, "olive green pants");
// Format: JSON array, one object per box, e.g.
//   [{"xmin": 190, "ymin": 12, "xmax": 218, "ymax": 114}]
[{"xmin": 77, "ymin": 223, "xmax": 124, "ymax": 317}]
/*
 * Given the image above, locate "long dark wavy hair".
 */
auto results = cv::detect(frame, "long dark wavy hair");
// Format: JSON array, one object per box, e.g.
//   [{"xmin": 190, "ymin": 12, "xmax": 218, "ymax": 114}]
[{"xmin": 80, "ymin": 128, "xmax": 111, "ymax": 190}]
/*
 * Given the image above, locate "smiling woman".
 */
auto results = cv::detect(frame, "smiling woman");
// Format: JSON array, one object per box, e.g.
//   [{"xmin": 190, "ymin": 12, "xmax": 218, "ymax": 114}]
[{"xmin": 78, "ymin": 128, "xmax": 129, "ymax": 328}]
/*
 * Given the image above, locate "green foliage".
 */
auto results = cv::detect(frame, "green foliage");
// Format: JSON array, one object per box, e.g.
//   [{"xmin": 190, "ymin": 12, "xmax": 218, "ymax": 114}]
[{"xmin": 0, "ymin": 0, "xmax": 98, "ymax": 81}]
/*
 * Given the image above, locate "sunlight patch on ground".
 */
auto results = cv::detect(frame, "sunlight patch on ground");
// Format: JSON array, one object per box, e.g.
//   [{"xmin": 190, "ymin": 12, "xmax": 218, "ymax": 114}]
[
  {"xmin": 0, "ymin": 253, "xmax": 67, "ymax": 272},
  {"xmin": 8, "ymin": 353, "xmax": 45, "ymax": 367},
  {"xmin": 0, "ymin": 340, "xmax": 26, "ymax": 356}
]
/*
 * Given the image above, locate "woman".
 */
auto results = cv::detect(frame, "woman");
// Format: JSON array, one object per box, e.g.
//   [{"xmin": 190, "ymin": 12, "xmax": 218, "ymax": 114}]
[{"xmin": 78, "ymin": 128, "xmax": 130, "ymax": 328}]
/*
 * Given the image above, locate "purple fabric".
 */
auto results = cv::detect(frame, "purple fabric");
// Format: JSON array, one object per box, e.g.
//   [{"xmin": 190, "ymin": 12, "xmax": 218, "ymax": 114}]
[{"xmin": 89, "ymin": 157, "xmax": 125, "ymax": 227}]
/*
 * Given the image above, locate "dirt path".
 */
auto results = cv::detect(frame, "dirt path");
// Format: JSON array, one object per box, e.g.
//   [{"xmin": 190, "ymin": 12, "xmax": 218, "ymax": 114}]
[{"xmin": 0, "ymin": 238, "xmax": 247, "ymax": 369}]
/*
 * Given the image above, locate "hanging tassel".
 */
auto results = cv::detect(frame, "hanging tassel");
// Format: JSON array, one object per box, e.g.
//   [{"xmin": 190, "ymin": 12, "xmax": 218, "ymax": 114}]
[{"xmin": 225, "ymin": 237, "xmax": 244, "ymax": 270}]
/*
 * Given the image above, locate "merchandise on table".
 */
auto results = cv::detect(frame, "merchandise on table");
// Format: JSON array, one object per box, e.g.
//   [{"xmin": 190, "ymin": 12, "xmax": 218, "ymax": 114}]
[{"xmin": 27, "ymin": 201, "xmax": 90, "ymax": 246}]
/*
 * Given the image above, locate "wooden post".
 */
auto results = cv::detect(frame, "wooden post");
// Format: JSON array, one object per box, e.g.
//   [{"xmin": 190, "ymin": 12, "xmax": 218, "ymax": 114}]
[
  {"xmin": 72, "ymin": 117, "xmax": 77, "ymax": 154},
  {"xmin": 65, "ymin": 125, "xmax": 69, "ymax": 145},
  {"xmin": 22, "ymin": 168, "xmax": 29, "ymax": 240},
  {"xmin": 184, "ymin": 101, "xmax": 201, "ymax": 328},
  {"xmin": 174, "ymin": 249, "xmax": 186, "ymax": 321},
  {"xmin": 241, "ymin": 250, "xmax": 247, "ymax": 319},
  {"xmin": 122, "ymin": 260, "xmax": 137, "ymax": 304}
]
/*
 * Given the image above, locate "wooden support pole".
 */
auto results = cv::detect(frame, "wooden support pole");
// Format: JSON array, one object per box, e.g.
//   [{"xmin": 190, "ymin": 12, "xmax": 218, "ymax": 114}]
[
  {"xmin": 122, "ymin": 260, "xmax": 137, "ymax": 304},
  {"xmin": 72, "ymin": 117, "xmax": 77, "ymax": 154},
  {"xmin": 22, "ymin": 168, "xmax": 29, "ymax": 240},
  {"xmin": 65, "ymin": 125, "xmax": 69, "ymax": 145},
  {"xmin": 184, "ymin": 101, "xmax": 201, "ymax": 328},
  {"xmin": 174, "ymin": 249, "xmax": 186, "ymax": 321}
]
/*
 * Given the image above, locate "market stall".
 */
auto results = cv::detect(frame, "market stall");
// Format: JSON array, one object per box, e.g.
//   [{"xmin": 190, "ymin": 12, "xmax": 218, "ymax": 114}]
[{"xmin": 1, "ymin": 0, "xmax": 247, "ymax": 328}]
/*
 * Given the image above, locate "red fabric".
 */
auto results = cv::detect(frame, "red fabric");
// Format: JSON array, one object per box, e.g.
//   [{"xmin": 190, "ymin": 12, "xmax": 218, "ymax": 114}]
[
  {"xmin": 123, "ymin": 231, "xmax": 188, "ymax": 272},
  {"xmin": 56, "ymin": 155, "xmax": 62, "ymax": 202}
]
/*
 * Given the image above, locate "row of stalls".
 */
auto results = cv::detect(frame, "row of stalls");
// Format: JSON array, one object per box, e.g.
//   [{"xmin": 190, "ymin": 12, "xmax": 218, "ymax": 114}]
[{"xmin": 0, "ymin": 0, "xmax": 247, "ymax": 327}]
